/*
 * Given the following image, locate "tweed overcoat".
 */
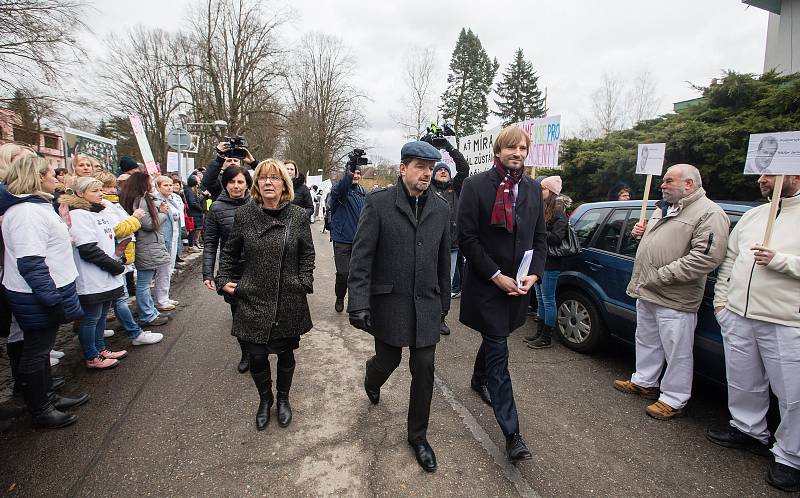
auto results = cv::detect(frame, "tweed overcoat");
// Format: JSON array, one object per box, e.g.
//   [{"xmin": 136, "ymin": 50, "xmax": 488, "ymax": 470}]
[
  {"xmin": 457, "ymin": 169, "xmax": 548, "ymax": 337},
  {"xmin": 215, "ymin": 200, "xmax": 315, "ymax": 343},
  {"xmin": 347, "ymin": 184, "xmax": 451, "ymax": 349}
]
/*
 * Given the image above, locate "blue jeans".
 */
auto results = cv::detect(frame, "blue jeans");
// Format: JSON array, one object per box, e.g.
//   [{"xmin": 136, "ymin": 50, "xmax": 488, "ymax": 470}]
[
  {"xmin": 114, "ymin": 285, "xmax": 142, "ymax": 340},
  {"xmin": 79, "ymin": 301, "xmax": 111, "ymax": 360},
  {"xmin": 449, "ymin": 249, "xmax": 458, "ymax": 287},
  {"xmin": 535, "ymin": 270, "xmax": 560, "ymax": 327},
  {"xmin": 135, "ymin": 269, "xmax": 159, "ymax": 324}
]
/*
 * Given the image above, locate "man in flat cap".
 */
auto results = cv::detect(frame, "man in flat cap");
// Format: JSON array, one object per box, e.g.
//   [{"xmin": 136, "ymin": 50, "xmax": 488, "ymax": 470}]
[{"xmin": 347, "ymin": 141, "xmax": 451, "ymax": 472}]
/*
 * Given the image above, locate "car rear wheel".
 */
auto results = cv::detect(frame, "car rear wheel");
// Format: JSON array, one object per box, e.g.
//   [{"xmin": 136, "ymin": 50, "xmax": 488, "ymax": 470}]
[{"xmin": 556, "ymin": 290, "xmax": 607, "ymax": 353}]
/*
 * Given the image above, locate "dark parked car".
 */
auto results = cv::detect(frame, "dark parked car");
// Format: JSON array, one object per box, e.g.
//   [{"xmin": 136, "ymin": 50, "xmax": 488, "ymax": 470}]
[{"xmin": 554, "ymin": 199, "xmax": 759, "ymax": 384}]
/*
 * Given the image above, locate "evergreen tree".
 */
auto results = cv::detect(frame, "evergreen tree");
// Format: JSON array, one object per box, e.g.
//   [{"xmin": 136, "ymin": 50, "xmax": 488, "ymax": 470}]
[
  {"xmin": 440, "ymin": 28, "xmax": 499, "ymax": 137},
  {"xmin": 8, "ymin": 89, "xmax": 35, "ymax": 129},
  {"xmin": 493, "ymin": 48, "xmax": 547, "ymax": 126}
]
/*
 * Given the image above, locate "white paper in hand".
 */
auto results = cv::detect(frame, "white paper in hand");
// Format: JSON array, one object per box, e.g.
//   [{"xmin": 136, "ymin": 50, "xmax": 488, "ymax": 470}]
[{"xmin": 516, "ymin": 250, "xmax": 534, "ymax": 288}]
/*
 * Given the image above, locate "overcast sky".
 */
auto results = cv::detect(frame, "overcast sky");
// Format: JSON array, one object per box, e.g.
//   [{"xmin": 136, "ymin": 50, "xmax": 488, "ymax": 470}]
[{"xmin": 85, "ymin": 0, "xmax": 770, "ymax": 163}]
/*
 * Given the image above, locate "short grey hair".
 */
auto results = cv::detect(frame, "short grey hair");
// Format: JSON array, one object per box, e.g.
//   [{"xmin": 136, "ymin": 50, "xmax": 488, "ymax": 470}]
[{"xmin": 671, "ymin": 163, "xmax": 702, "ymax": 189}]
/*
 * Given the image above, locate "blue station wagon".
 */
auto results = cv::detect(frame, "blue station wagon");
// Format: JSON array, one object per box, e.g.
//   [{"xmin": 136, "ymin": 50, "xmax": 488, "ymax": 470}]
[{"xmin": 554, "ymin": 200, "xmax": 759, "ymax": 384}]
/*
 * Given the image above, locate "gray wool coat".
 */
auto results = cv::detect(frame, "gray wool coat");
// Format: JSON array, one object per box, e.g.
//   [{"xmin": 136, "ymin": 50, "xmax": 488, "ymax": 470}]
[
  {"xmin": 134, "ymin": 195, "xmax": 171, "ymax": 271},
  {"xmin": 347, "ymin": 184, "xmax": 451, "ymax": 349},
  {"xmin": 215, "ymin": 200, "xmax": 315, "ymax": 344}
]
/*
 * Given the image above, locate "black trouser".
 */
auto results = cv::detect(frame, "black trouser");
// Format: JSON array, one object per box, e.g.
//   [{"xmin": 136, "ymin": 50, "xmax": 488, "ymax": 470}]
[
  {"xmin": 18, "ymin": 325, "xmax": 59, "ymax": 375},
  {"xmin": 333, "ymin": 242, "xmax": 352, "ymax": 299},
  {"xmin": 366, "ymin": 338, "xmax": 436, "ymax": 443},
  {"xmin": 472, "ymin": 334, "xmax": 519, "ymax": 436}
]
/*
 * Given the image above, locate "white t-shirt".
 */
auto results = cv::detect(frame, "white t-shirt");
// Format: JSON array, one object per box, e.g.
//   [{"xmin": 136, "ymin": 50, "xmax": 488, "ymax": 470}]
[
  {"xmin": 69, "ymin": 208, "xmax": 124, "ymax": 296},
  {"xmin": 2, "ymin": 201, "xmax": 78, "ymax": 293}
]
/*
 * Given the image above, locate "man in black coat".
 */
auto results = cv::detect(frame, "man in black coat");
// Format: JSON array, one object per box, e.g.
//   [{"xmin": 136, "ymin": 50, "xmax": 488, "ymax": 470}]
[
  {"xmin": 458, "ymin": 126, "xmax": 547, "ymax": 461},
  {"xmin": 347, "ymin": 141, "xmax": 451, "ymax": 473}
]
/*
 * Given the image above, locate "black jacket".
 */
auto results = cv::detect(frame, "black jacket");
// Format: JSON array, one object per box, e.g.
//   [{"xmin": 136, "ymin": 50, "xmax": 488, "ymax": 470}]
[
  {"xmin": 184, "ymin": 176, "xmax": 204, "ymax": 217},
  {"xmin": 347, "ymin": 182, "xmax": 451, "ymax": 348},
  {"xmin": 544, "ymin": 209, "xmax": 568, "ymax": 271},
  {"xmin": 430, "ymin": 148, "xmax": 469, "ymax": 250},
  {"xmin": 215, "ymin": 200, "xmax": 315, "ymax": 344},
  {"xmin": 292, "ymin": 174, "xmax": 314, "ymax": 219},
  {"xmin": 202, "ymin": 190, "xmax": 250, "ymax": 281},
  {"xmin": 457, "ymin": 169, "xmax": 548, "ymax": 337},
  {"xmin": 202, "ymin": 156, "xmax": 259, "ymax": 201}
]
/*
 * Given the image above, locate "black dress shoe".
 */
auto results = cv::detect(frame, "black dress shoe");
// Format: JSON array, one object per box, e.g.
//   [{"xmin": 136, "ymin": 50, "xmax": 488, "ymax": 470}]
[
  {"xmin": 335, "ymin": 298, "xmax": 344, "ymax": 313},
  {"xmin": 470, "ymin": 381, "xmax": 492, "ymax": 407},
  {"xmin": 31, "ymin": 405, "xmax": 78, "ymax": 429},
  {"xmin": 439, "ymin": 320, "xmax": 451, "ymax": 335},
  {"xmin": 364, "ymin": 377, "xmax": 380, "ymax": 405},
  {"xmin": 705, "ymin": 426, "xmax": 771, "ymax": 457},
  {"xmin": 766, "ymin": 461, "xmax": 800, "ymax": 492},
  {"xmin": 408, "ymin": 440, "xmax": 437, "ymax": 472},
  {"xmin": 50, "ymin": 393, "xmax": 90, "ymax": 411},
  {"xmin": 506, "ymin": 433, "xmax": 533, "ymax": 461}
]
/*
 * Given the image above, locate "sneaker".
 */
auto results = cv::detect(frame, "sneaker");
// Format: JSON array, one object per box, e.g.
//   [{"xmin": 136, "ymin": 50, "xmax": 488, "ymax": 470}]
[
  {"xmin": 156, "ymin": 303, "xmax": 176, "ymax": 312},
  {"xmin": 100, "ymin": 349, "xmax": 128, "ymax": 360},
  {"xmin": 103, "ymin": 329, "xmax": 115, "ymax": 338},
  {"xmin": 141, "ymin": 316, "xmax": 169, "ymax": 327},
  {"xmin": 766, "ymin": 461, "xmax": 800, "ymax": 493},
  {"xmin": 450, "ymin": 291, "xmax": 461, "ymax": 299},
  {"xmin": 132, "ymin": 331, "xmax": 164, "ymax": 346},
  {"xmin": 645, "ymin": 400, "xmax": 685, "ymax": 420},
  {"xmin": 705, "ymin": 426, "xmax": 771, "ymax": 457},
  {"xmin": 50, "ymin": 350, "xmax": 65, "ymax": 359},
  {"xmin": 86, "ymin": 356, "xmax": 119, "ymax": 369},
  {"xmin": 613, "ymin": 379, "xmax": 660, "ymax": 400},
  {"xmin": 50, "ymin": 356, "xmax": 60, "ymax": 367},
  {"xmin": 167, "ymin": 299, "xmax": 179, "ymax": 306},
  {"xmin": 526, "ymin": 335, "xmax": 552, "ymax": 349}
]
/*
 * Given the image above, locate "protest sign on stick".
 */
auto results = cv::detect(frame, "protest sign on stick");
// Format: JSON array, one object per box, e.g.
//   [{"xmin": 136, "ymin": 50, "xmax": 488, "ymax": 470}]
[
  {"xmin": 635, "ymin": 143, "xmax": 666, "ymax": 223},
  {"xmin": 128, "ymin": 114, "xmax": 159, "ymax": 176}
]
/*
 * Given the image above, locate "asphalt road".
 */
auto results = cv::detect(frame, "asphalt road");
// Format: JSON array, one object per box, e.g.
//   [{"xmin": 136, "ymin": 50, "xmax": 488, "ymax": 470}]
[{"xmin": 0, "ymin": 225, "xmax": 786, "ymax": 497}]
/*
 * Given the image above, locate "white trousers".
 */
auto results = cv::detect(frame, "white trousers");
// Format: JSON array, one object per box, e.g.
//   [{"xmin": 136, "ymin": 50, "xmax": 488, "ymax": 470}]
[
  {"xmin": 152, "ymin": 261, "xmax": 172, "ymax": 307},
  {"xmin": 718, "ymin": 308, "xmax": 800, "ymax": 470},
  {"xmin": 630, "ymin": 300, "xmax": 697, "ymax": 409}
]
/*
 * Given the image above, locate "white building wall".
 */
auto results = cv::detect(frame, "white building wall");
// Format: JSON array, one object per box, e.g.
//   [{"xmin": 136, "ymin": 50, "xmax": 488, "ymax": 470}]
[{"xmin": 764, "ymin": 0, "xmax": 800, "ymax": 73}]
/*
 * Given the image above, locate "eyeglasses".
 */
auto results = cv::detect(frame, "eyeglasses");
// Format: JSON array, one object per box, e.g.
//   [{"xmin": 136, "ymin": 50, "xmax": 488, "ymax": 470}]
[{"xmin": 258, "ymin": 176, "xmax": 283, "ymax": 183}]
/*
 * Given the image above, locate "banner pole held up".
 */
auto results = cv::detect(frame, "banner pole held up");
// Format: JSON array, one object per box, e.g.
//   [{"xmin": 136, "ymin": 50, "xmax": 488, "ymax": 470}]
[
  {"xmin": 762, "ymin": 175, "xmax": 784, "ymax": 246},
  {"xmin": 639, "ymin": 174, "xmax": 653, "ymax": 223}
]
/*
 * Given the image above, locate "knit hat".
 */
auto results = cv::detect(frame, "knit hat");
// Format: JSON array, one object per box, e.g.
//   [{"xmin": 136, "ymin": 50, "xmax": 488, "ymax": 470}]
[
  {"xmin": 432, "ymin": 161, "xmax": 451, "ymax": 178},
  {"xmin": 540, "ymin": 175, "xmax": 562, "ymax": 195},
  {"xmin": 119, "ymin": 156, "xmax": 139, "ymax": 173}
]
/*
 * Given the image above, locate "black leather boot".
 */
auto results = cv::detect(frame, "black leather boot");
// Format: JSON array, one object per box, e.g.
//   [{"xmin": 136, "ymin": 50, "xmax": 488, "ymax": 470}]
[
  {"xmin": 19, "ymin": 369, "xmax": 77, "ymax": 429},
  {"xmin": 7, "ymin": 341, "xmax": 23, "ymax": 397},
  {"xmin": 524, "ymin": 320, "xmax": 543, "ymax": 343},
  {"xmin": 250, "ymin": 369, "xmax": 273, "ymax": 431},
  {"xmin": 237, "ymin": 341, "xmax": 249, "ymax": 374},
  {"xmin": 276, "ymin": 365, "xmax": 295, "ymax": 427},
  {"xmin": 527, "ymin": 325, "xmax": 552, "ymax": 349}
]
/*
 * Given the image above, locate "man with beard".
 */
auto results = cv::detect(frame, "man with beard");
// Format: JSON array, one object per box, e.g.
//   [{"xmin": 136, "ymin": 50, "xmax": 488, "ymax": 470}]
[
  {"xmin": 284, "ymin": 160, "xmax": 314, "ymax": 221},
  {"xmin": 614, "ymin": 164, "xmax": 729, "ymax": 420},
  {"xmin": 422, "ymin": 136, "xmax": 469, "ymax": 336},
  {"xmin": 457, "ymin": 126, "xmax": 547, "ymax": 461},
  {"xmin": 347, "ymin": 141, "xmax": 450, "ymax": 472},
  {"xmin": 706, "ymin": 174, "xmax": 800, "ymax": 493}
]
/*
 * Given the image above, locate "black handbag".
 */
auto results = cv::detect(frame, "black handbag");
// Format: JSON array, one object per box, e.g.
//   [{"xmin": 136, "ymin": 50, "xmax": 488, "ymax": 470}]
[{"xmin": 547, "ymin": 223, "xmax": 581, "ymax": 257}]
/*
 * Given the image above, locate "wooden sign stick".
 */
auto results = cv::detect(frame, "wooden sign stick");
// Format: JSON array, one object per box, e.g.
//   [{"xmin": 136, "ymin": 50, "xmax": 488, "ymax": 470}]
[
  {"xmin": 762, "ymin": 175, "xmax": 784, "ymax": 246},
  {"xmin": 531, "ymin": 166, "xmax": 537, "ymax": 179},
  {"xmin": 638, "ymin": 174, "xmax": 653, "ymax": 223}
]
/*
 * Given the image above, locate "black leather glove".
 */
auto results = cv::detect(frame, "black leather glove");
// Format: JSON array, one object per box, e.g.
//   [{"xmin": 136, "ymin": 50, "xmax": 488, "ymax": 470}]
[
  {"xmin": 419, "ymin": 133, "xmax": 434, "ymax": 145},
  {"xmin": 349, "ymin": 309, "xmax": 372, "ymax": 332},
  {"xmin": 48, "ymin": 303, "xmax": 67, "ymax": 325}
]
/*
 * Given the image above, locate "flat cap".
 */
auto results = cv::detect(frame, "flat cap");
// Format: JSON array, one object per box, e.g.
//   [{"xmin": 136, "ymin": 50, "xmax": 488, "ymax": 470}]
[{"xmin": 401, "ymin": 141, "xmax": 442, "ymax": 162}]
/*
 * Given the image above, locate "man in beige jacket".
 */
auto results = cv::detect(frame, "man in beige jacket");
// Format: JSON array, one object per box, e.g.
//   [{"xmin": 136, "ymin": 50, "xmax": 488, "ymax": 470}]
[
  {"xmin": 706, "ymin": 174, "xmax": 800, "ymax": 493},
  {"xmin": 614, "ymin": 164, "xmax": 730, "ymax": 420}
]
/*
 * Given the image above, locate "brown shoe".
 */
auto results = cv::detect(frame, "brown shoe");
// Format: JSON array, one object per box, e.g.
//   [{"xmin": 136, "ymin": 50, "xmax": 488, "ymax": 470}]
[
  {"xmin": 646, "ymin": 400, "xmax": 685, "ymax": 420},
  {"xmin": 613, "ymin": 379, "xmax": 659, "ymax": 400}
]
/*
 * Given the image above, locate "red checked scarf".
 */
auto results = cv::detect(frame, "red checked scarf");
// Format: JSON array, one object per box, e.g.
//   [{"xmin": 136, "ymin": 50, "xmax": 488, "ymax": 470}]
[{"xmin": 490, "ymin": 158, "xmax": 524, "ymax": 233}]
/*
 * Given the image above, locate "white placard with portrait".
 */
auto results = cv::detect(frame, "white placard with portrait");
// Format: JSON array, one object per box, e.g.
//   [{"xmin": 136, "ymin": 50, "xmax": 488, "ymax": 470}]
[
  {"xmin": 744, "ymin": 131, "xmax": 800, "ymax": 175},
  {"xmin": 635, "ymin": 143, "xmax": 666, "ymax": 176}
]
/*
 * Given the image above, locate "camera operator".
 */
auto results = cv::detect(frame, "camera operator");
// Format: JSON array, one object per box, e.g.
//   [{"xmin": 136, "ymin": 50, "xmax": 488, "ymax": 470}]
[
  {"xmin": 202, "ymin": 137, "xmax": 259, "ymax": 201},
  {"xmin": 421, "ymin": 127, "xmax": 469, "ymax": 336},
  {"xmin": 329, "ymin": 150, "xmax": 367, "ymax": 313}
]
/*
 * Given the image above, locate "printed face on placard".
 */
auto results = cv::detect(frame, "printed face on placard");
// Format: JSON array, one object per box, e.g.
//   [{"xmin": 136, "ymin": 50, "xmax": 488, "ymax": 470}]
[
  {"xmin": 744, "ymin": 132, "xmax": 800, "ymax": 175},
  {"xmin": 635, "ymin": 143, "xmax": 666, "ymax": 176}
]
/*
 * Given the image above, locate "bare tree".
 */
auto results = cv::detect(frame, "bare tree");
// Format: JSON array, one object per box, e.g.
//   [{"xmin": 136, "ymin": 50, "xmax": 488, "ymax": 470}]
[
  {"xmin": 393, "ymin": 46, "xmax": 437, "ymax": 140},
  {"xmin": 626, "ymin": 71, "xmax": 662, "ymax": 125},
  {"xmin": 283, "ymin": 33, "xmax": 366, "ymax": 178},
  {"xmin": 0, "ymin": 0, "xmax": 90, "ymax": 92},
  {"xmin": 590, "ymin": 73, "xmax": 626, "ymax": 137},
  {"xmin": 100, "ymin": 26, "xmax": 183, "ymax": 166}
]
